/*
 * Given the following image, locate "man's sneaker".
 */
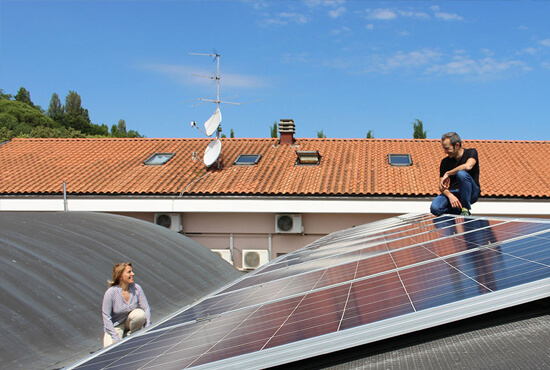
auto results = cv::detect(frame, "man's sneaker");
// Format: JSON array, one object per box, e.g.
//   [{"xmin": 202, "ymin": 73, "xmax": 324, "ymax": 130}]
[{"xmin": 460, "ymin": 208, "xmax": 471, "ymax": 216}]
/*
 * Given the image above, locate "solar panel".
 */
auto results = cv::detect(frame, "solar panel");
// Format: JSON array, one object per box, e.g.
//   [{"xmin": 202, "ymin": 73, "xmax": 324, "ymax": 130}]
[{"xmin": 68, "ymin": 214, "xmax": 550, "ymax": 370}]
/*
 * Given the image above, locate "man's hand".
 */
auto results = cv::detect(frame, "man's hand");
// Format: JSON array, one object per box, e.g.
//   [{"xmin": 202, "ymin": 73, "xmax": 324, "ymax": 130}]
[
  {"xmin": 440, "ymin": 173, "xmax": 450, "ymax": 189},
  {"xmin": 447, "ymin": 193, "xmax": 462, "ymax": 209}
]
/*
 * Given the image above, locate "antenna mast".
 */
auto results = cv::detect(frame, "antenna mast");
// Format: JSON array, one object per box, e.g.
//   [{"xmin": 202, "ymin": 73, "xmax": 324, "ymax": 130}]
[
  {"xmin": 189, "ymin": 52, "xmax": 238, "ymax": 169},
  {"xmin": 188, "ymin": 53, "xmax": 241, "ymax": 108}
]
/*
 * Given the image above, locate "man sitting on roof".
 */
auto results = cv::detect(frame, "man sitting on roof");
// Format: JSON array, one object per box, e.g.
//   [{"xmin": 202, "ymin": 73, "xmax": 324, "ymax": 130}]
[{"xmin": 430, "ymin": 132, "xmax": 481, "ymax": 216}]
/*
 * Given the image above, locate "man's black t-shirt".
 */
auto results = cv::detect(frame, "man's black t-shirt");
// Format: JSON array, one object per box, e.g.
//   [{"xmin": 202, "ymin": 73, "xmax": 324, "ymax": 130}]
[{"xmin": 439, "ymin": 148, "xmax": 480, "ymax": 190}]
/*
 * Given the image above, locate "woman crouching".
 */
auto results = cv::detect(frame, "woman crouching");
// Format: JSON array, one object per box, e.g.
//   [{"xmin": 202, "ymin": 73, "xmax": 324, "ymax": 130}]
[{"xmin": 102, "ymin": 262, "xmax": 151, "ymax": 347}]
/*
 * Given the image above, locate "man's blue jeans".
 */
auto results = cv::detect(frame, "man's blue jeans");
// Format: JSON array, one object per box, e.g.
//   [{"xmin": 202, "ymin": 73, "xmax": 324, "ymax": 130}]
[{"xmin": 430, "ymin": 171, "xmax": 480, "ymax": 216}]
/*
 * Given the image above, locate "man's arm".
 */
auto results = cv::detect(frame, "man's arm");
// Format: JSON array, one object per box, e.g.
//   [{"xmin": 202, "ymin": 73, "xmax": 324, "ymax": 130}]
[{"xmin": 440, "ymin": 157, "xmax": 477, "ymax": 189}]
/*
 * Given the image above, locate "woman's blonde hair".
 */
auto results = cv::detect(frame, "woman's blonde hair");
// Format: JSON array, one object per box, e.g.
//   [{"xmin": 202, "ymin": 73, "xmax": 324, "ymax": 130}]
[{"xmin": 108, "ymin": 262, "xmax": 132, "ymax": 287}]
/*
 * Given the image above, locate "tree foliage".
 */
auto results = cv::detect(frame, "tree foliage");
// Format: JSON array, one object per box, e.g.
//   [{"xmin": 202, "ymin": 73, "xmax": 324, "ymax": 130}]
[
  {"xmin": 0, "ymin": 87, "xmax": 143, "ymax": 140},
  {"xmin": 366, "ymin": 130, "xmax": 374, "ymax": 139},
  {"xmin": 270, "ymin": 121, "xmax": 277, "ymax": 138},
  {"xmin": 15, "ymin": 87, "xmax": 34, "ymax": 107},
  {"xmin": 412, "ymin": 119, "xmax": 427, "ymax": 139},
  {"xmin": 0, "ymin": 89, "xmax": 13, "ymax": 100},
  {"xmin": 47, "ymin": 93, "xmax": 64, "ymax": 122},
  {"xmin": 316, "ymin": 129, "xmax": 327, "ymax": 138}
]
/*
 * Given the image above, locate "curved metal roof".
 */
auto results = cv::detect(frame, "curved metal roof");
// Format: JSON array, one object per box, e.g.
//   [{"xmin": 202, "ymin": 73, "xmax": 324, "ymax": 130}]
[{"xmin": 0, "ymin": 211, "xmax": 242, "ymax": 370}]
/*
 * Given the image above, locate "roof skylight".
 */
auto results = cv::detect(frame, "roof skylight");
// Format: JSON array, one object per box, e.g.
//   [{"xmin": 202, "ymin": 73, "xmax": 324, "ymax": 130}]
[
  {"xmin": 388, "ymin": 154, "xmax": 412, "ymax": 166},
  {"xmin": 144, "ymin": 153, "xmax": 175, "ymax": 165},
  {"xmin": 296, "ymin": 150, "xmax": 321, "ymax": 165},
  {"xmin": 234, "ymin": 154, "xmax": 262, "ymax": 165}
]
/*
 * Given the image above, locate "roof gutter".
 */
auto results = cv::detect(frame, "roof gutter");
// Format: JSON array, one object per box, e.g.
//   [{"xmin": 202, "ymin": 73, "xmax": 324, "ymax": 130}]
[{"xmin": 1, "ymin": 196, "xmax": 548, "ymax": 217}]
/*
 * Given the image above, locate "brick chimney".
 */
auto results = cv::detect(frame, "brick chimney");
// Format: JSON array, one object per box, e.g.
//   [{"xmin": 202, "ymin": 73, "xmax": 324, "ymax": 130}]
[{"xmin": 279, "ymin": 119, "xmax": 295, "ymax": 145}]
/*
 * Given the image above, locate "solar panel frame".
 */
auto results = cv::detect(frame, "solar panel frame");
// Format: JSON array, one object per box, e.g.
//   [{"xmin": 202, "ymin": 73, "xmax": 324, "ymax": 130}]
[{"xmin": 67, "ymin": 214, "xmax": 550, "ymax": 370}]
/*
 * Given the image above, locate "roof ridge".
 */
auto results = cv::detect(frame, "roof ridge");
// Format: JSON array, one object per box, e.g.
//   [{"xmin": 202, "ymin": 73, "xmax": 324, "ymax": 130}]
[{"xmin": 8, "ymin": 137, "xmax": 550, "ymax": 144}]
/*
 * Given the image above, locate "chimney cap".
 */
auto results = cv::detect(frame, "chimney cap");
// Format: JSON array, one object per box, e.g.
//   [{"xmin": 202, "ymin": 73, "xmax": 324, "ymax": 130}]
[{"xmin": 279, "ymin": 119, "xmax": 295, "ymax": 145}]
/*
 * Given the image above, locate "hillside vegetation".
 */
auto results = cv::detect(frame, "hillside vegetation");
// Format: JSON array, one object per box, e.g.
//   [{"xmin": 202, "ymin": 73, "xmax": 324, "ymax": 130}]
[{"xmin": 0, "ymin": 87, "xmax": 142, "ymax": 142}]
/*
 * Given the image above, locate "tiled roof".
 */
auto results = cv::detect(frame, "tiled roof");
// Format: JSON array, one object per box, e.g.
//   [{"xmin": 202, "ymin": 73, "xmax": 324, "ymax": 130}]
[{"xmin": 0, "ymin": 138, "xmax": 548, "ymax": 198}]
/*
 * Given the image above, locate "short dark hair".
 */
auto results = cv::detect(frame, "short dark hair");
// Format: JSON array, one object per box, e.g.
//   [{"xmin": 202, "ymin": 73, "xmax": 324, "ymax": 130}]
[{"xmin": 441, "ymin": 132, "xmax": 461, "ymax": 147}]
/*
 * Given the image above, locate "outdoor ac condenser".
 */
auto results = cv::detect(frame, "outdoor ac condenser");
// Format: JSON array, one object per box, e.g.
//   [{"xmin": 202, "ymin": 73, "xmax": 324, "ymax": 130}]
[
  {"xmin": 154, "ymin": 213, "xmax": 182, "ymax": 232},
  {"xmin": 275, "ymin": 214, "xmax": 303, "ymax": 233},
  {"xmin": 242, "ymin": 249, "xmax": 269, "ymax": 270}
]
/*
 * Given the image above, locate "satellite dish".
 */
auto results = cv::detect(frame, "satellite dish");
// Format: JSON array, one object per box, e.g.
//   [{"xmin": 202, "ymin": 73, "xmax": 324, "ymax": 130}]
[
  {"xmin": 204, "ymin": 139, "xmax": 222, "ymax": 167},
  {"xmin": 204, "ymin": 107, "xmax": 222, "ymax": 136}
]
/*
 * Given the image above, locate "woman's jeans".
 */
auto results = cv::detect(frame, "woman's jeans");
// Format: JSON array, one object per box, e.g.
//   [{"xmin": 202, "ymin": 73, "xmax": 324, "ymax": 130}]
[{"xmin": 430, "ymin": 171, "xmax": 480, "ymax": 216}]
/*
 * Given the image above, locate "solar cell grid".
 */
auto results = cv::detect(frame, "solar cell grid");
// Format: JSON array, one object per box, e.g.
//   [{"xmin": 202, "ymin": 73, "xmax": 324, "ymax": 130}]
[{"xmin": 69, "ymin": 214, "xmax": 550, "ymax": 370}]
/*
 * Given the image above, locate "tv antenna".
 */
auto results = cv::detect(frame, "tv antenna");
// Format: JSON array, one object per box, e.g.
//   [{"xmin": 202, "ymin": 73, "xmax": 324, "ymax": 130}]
[{"xmin": 189, "ymin": 52, "xmax": 240, "ymax": 168}]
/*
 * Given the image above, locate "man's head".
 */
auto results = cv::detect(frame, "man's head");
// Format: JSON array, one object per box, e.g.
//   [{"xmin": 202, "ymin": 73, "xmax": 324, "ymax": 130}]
[{"xmin": 441, "ymin": 132, "xmax": 462, "ymax": 159}]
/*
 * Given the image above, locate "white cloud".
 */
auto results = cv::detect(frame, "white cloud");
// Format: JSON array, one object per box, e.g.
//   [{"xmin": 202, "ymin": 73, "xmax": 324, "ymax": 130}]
[
  {"xmin": 279, "ymin": 12, "xmax": 310, "ymax": 24},
  {"xmin": 398, "ymin": 10, "xmax": 429, "ymax": 19},
  {"xmin": 244, "ymin": 0, "xmax": 270, "ymax": 11},
  {"xmin": 259, "ymin": 11, "xmax": 310, "ymax": 26},
  {"xmin": 281, "ymin": 52, "xmax": 311, "ymax": 65},
  {"xmin": 434, "ymin": 11, "xmax": 463, "ymax": 21},
  {"xmin": 365, "ymin": 24, "xmax": 374, "ymax": 30},
  {"xmin": 430, "ymin": 5, "xmax": 463, "ymax": 21},
  {"xmin": 426, "ymin": 56, "xmax": 530, "ymax": 77},
  {"xmin": 541, "ymin": 62, "xmax": 550, "ymax": 69},
  {"xmin": 365, "ymin": 8, "xmax": 398, "ymax": 20},
  {"xmin": 304, "ymin": 0, "xmax": 346, "ymax": 7},
  {"xmin": 139, "ymin": 63, "xmax": 269, "ymax": 89},
  {"xmin": 519, "ymin": 47, "xmax": 537, "ymax": 55},
  {"xmin": 539, "ymin": 39, "xmax": 550, "ymax": 47},
  {"xmin": 331, "ymin": 26, "xmax": 351, "ymax": 35},
  {"xmin": 328, "ymin": 6, "xmax": 346, "ymax": 18},
  {"xmin": 383, "ymin": 49, "xmax": 442, "ymax": 69}
]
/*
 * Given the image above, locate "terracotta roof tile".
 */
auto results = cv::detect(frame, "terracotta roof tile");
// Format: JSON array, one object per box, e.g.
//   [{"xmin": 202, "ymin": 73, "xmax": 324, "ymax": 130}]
[{"xmin": 0, "ymin": 138, "xmax": 548, "ymax": 198}]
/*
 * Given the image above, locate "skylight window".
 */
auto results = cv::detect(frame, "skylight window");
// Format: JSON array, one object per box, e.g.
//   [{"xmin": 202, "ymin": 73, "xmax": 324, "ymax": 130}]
[
  {"xmin": 234, "ymin": 154, "xmax": 262, "ymax": 165},
  {"xmin": 144, "ymin": 153, "xmax": 175, "ymax": 165},
  {"xmin": 296, "ymin": 150, "xmax": 321, "ymax": 165},
  {"xmin": 388, "ymin": 154, "xmax": 412, "ymax": 166}
]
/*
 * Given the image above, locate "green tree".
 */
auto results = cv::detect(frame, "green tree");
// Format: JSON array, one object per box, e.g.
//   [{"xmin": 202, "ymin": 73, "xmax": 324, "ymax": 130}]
[
  {"xmin": 30, "ymin": 126, "xmax": 64, "ymax": 138},
  {"xmin": 1, "ymin": 88, "xmax": 142, "ymax": 139},
  {"xmin": 110, "ymin": 119, "xmax": 142, "ymax": 138},
  {"xmin": 412, "ymin": 119, "xmax": 427, "ymax": 139},
  {"xmin": 366, "ymin": 130, "xmax": 374, "ymax": 139},
  {"xmin": 270, "ymin": 121, "xmax": 277, "ymax": 138},
  {"xmin": 126, "ymin": 129, "xmax": 142, "ymax": 138},
  {"xmin": 317, "ymin": 129, "xmax": 327, "ymax": 138},
  {"xmin": 47, "ymin": 93, "xmax": 64, "ymax": 122},
  {"xmin": 64, "ymin": 91, "xmax": 91, "ymax": 133},
  {"xmin": 87, "ymin": 123, "xmax": 109, "ymax": 136},
  {"xmin": 117, "ymin": 119, "xmax": 127, "ymax": 134},
  {"xmin": 230, "ymin": 128, "xmax": 235, "ymax": 138},
  {"xmin": 14, "ymin": 87, "xmax": 34, "ymax": 107},
  {"xmin": 0, "ymin": 100, "xmax": 56, "ymax": 129},
  {"xmin": 0, "ymin": 126, "xmax": 14, "ymax": 142},
  {"xmin": 0, "ymin": 89, "xmax": 13, "ymax": 100}
]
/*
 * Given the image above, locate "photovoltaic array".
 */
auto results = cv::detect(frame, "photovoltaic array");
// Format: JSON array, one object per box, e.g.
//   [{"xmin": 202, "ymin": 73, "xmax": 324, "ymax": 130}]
[{"xmin": 69, "ymin": 213, "xmax": 550, "ymax": 369}]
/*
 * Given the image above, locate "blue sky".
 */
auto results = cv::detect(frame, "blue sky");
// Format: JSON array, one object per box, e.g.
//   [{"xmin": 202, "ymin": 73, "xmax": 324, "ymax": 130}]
[{"xmin": 2, "ymin": 0, "xmax": 550, "ymax": 140}]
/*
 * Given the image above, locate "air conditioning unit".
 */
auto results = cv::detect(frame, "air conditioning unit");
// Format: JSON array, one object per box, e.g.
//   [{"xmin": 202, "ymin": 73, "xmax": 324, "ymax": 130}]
[
  {"xmin": 242, "ymin": 249, "xmax": 269, "ymax": 270},
  {"xmin": 154, "ymin": 213, "xmax": 182, "ymax": 232},
  {"xmin": 212, "ymin": 249, "xmax": 233, "ymax": 265},
  {"xmin": 275, "ymin": 214, "xmax": 303, "ymax": 233}
]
